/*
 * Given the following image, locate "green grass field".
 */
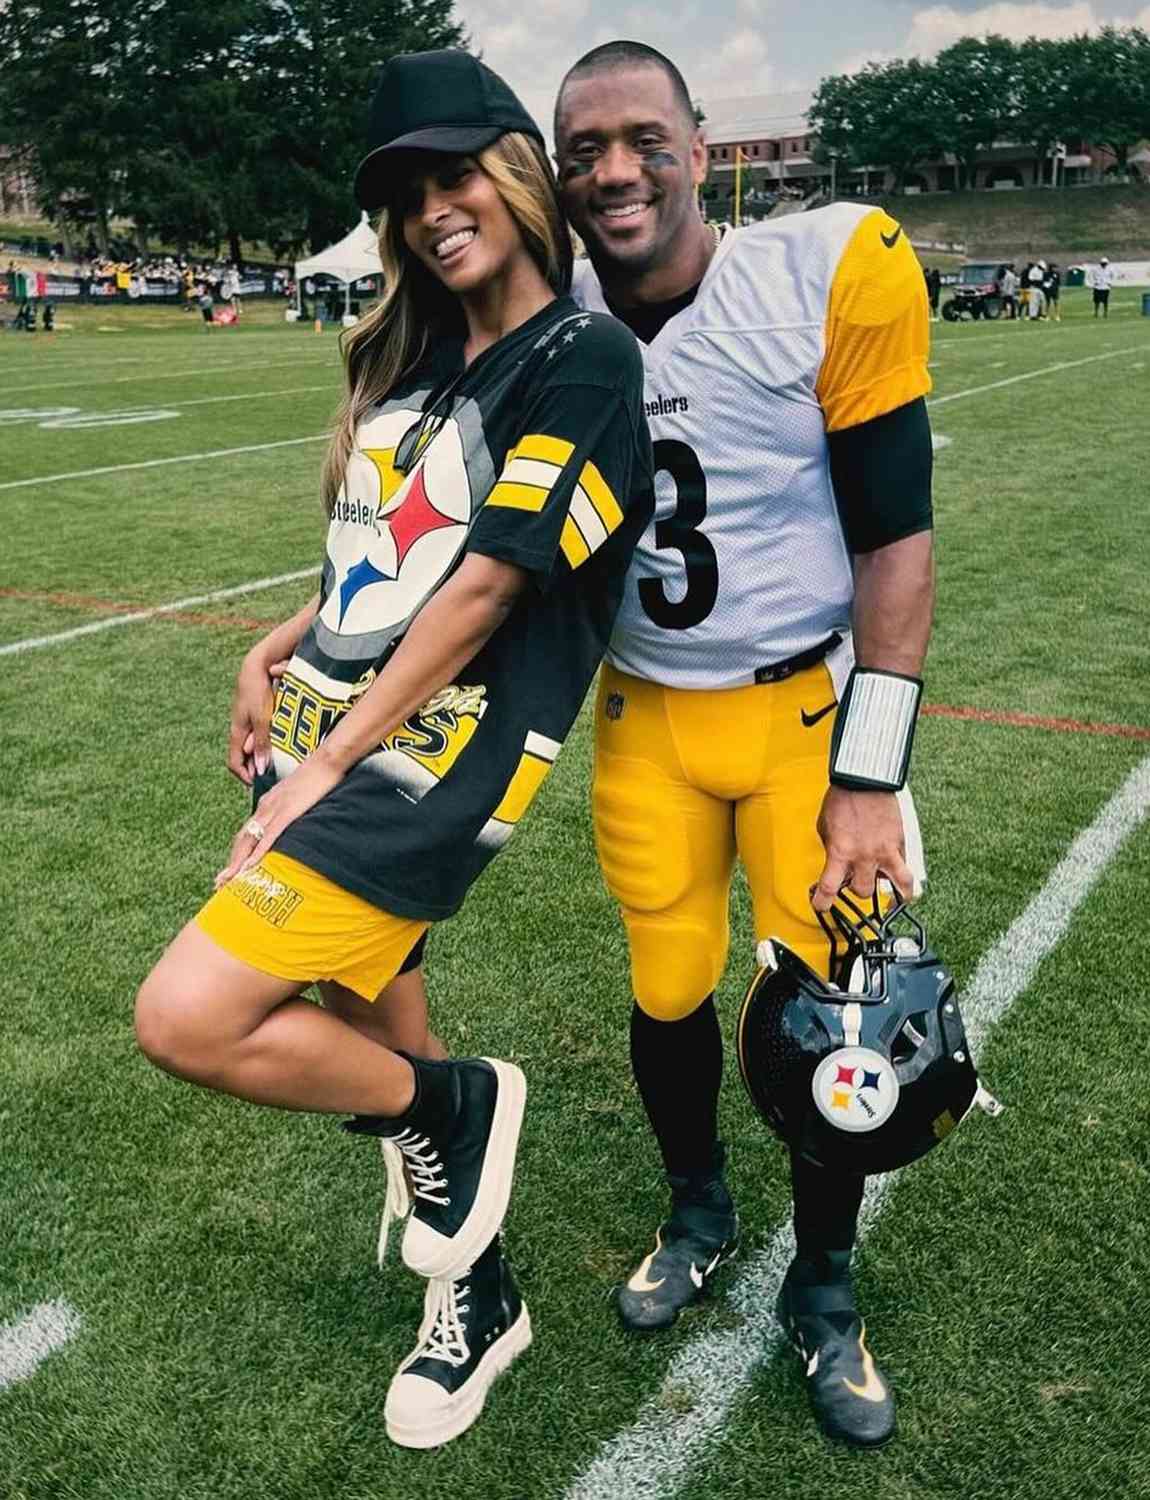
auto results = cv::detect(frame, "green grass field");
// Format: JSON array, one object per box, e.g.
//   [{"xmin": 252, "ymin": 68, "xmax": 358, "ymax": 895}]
[{"xmin": 2, "ymin": 285, "xmax": 1149, "ymax": 1500}]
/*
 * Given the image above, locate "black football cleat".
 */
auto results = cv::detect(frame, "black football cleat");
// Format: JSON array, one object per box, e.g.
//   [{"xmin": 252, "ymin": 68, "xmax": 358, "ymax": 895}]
[
  {"xmin": 617, "ymin": 1148, "xmax": 739, "ymax": 1332},
  {"xmin": 346, "ymin": 1057, "xmax": 526, "ymax": 1281},
  {"xmin": 385, "ymin": 1237, "xmax": 532, "ymax": 1449},
  {"xmin": 776, "ymin": 1252, "xmax": 896, "ymax": 1448}
]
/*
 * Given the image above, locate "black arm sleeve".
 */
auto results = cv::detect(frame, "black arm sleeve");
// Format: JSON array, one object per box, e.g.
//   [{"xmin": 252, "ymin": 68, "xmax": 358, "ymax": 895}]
[{"xmin": 827, "ymin": 396, "xmax": 933, "ymax": 555}]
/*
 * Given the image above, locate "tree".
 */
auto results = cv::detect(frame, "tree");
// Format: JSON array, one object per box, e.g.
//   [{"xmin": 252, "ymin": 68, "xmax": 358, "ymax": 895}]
[
  {"xmin": 261, "ymin": 0, "xmax": 466, "ymax": 254},
  {"xmin": 931, "ymin": 36, "xmax": 1019, "ymax": 191},
  {"xmin": 0, "ymin": 0, "xmax": 465, "ymax": 258},
  {"xmin": 1014, "ymin": 38, "xmax": 1080, "ymax": 187},
  {"xmin": 810, "ymin": 60, "xmax": 943, "ymax": 192},
  {"xmin": 1066, "ymin": 27, "xmax": 1150, "ymax": 176},
  {"xmin": 0, "ymin": 0, "xmax": 147, "ymax": 252}
]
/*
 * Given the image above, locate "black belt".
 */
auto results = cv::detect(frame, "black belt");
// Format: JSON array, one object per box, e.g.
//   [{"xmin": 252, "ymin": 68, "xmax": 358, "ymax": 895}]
[{"xmin": 753, "ymin": 632, "xmax": 842, "ymax": 686}]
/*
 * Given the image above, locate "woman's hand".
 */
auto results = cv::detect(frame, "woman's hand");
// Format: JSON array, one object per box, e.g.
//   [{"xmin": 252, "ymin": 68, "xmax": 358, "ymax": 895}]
[
  {"xmin": 227, "ymin": 651, "xmax": 290, "ymax": 785},
  {"xmin": 215, "ymin": 752, "xmax": 343, "ymax": 888}
]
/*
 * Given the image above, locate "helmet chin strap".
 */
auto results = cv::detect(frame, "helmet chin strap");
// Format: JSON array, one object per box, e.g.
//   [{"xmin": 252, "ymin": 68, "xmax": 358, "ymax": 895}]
[{"xmin": 841, "ymin": 1002, "xmax": 862, "ymax": 1048}]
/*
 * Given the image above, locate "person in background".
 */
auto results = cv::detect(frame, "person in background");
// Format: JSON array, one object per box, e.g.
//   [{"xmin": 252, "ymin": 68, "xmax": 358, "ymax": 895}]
[
  {"xmin": 999, "ymin": 264, "xmax": 1018, "ymax": 320},
  {"xmin": 1027, "ymin": 260, "xmax": 1046, "ymax": 321},
  {"xmin": 925, "ymin": 266, "xmax": 941, "ymax": 321},
  {"xmin": 1090, "ymin": 257, "xmax": 1114, "ymax": 318},
  {"xmin": 1043, "ymin": 262, "xmax": 1061, "ymax": 323}
]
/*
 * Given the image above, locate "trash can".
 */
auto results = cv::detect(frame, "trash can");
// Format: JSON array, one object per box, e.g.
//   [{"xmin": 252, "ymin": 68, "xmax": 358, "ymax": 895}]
[{"xmin": 1142, "ymin": 291, "xmax": 1150, "ymax": 317}]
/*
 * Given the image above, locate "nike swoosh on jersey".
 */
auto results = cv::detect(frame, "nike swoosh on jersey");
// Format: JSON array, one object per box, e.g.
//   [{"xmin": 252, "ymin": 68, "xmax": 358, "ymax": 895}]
[
  {"xmin": 628, "ymin": 1231, "xmax": 667, "ymax": 1293},
  {"xmin": 880, "ymin": 226, "xmax": 902, "ymax": 250},
  {"xmin": 843, "ymin": 1329, "xmax": 888, "ymax": 1403},
  {"xmin": 800, "ymin": 701, "xmax": 837, "ymax": 728}
]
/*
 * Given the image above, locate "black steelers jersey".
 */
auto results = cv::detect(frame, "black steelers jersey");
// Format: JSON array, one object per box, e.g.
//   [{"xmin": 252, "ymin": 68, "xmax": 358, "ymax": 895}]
[{"xmin": 269, "ymin": 297, "xmax": 653, "ymax": 920}]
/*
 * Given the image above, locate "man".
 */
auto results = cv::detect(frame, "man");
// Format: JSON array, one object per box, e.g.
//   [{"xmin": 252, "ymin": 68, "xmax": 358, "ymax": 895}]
[
  {"xmin": 1000, "ymin": 264, "xmax": 1019, "ymax": 320},
  {"xmin": 1090, "ymin": 256, "xmax": 1114, "ymax": 318},
  {"xmin": 1043, "ymin": 262, "xmax": 1061, "ymax": 324},
  {"xmin": 925, "ymin": 265, "xmax": 941, "ymax": 320},
  {"xmin": 555, "ymin": 41, "xmax": 932, "ymax": 1449},
  {"xmin": 1027, "ymin": 260, "xmax": 1046, "ymax": 320}
]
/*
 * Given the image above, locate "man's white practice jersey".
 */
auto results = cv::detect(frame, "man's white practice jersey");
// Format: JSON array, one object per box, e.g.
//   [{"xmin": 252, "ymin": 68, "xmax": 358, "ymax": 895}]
[{"xmin": 572, "ymin": 202, "xmax": 931, "ymax": 689}]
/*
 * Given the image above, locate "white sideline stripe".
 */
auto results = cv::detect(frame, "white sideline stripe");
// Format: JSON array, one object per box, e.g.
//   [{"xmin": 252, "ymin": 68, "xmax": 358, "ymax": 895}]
[
  {"xmin": 928, "ymin": 345, "xmax": 1142, "ymax": 408},
  {"xmin": 0, "ymin": 568, "xmax": 316, "ymax": 657},
  {"xmin": 165, "ymin": 384, "xmax": 331, "ymax": 410},
  {"xmin": 0, "ymin": 1301, "xmax": 82, "ymax": 1390},
  {"xmin": 0, "ymin": 433, "xmax": 328, "ymax": 492},
  {"xmin": 6, "ymin": 355, "xmax": 336, "ymax": 395},
  {"xmin": 564, "ymin": 752, "xmax": 1150, "ymax": 1500}
]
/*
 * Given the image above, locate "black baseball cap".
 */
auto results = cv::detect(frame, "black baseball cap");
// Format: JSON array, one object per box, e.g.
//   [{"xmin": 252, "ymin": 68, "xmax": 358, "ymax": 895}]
[{"xmin": 354, "ymin": 50, "xmax": 545, "ymax": 210}]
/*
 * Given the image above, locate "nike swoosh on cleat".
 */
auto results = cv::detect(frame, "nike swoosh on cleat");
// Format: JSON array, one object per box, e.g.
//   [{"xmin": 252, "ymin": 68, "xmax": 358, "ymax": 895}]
[
  {"xmin": 800, "ymin": 701, "xmax": 837, "ymax": 728},
  {"xmin": 842, "ymin": 1328, "xmax": 888, "ymax": 1403},
  {"xmin": 628, "ymin": 1232, "xmax": 667, "ymax": 1293},
  {"xmin": 689, "ymin": 1247, "xmax": 725, "ymax": 1289},
  {"xmin": 881, "ymin": 226, "xmax": 902, "ymax": 249}
]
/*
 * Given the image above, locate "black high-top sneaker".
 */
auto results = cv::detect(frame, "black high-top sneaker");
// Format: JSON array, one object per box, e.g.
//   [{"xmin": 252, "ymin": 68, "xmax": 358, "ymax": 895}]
[
  {"xmin": 344, "ymin": 1056, "xmax": 526, "ymax": 1280},
  {"xmin": 384, "ymin": 1237, "xmax": 532, "ymax": 1449},
  {"xmin": 616, "ymin": 1144, "xmax": 739, "ymax": 1332},
  {"xmin": 776, "ymin": 1250, "xmax": 896, "ymax": 1448}
]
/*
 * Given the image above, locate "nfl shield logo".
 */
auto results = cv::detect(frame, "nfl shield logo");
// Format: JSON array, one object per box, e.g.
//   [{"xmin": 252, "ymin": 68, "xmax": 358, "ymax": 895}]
[{"xmin": 605, "ymin": 692, "xmax": 625, "ymax": 721}]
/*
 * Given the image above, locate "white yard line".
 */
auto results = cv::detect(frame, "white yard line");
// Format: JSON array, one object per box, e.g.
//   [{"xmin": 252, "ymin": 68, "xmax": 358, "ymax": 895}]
[
  {"xmin": 0, "ymin": 433, "xmax": 328, "ymax": 493},
  {"xmin": 0, "ymin": 568, "xmax": 316, "ymax": 657},
  {"xmin": 564, "ymin": 752, "xmax": 1150, "ymax": 1500},
  {"xmin": 158, "ymin": 384, "xmax": 332, "ymax": 410},
  {"xmin": 0, "ymin": 1301, "xmax": 83, "ymax": 1391},
  {"xmin": 927, "ymin": 344, "xmax": 1142, "ymax": 408},
  {"xmin": 5, "ymin": 355, "xmax": 336, "ymax": 396}
]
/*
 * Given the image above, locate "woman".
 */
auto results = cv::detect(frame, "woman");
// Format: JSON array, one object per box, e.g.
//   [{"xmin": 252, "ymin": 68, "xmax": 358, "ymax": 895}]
[{"xmin": 135, "ymin": 49, "xmax": 652, "ymax": 1450}]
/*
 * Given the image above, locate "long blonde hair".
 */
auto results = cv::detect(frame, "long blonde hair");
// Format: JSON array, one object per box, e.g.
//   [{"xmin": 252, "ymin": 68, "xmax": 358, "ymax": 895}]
[{"xmin": 321, "ymin": 132, "xmax": 573, "ymax": 513}]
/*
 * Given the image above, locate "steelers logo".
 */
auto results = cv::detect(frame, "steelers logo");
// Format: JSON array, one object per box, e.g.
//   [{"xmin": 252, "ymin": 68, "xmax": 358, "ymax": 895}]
[
  {"xmin": 812, "ymin": 1047, "xmax": 899, "ymax": 1134},
  {"xmin": 321, "ymin": 404, "xmax": 472, "ymax": 639}
]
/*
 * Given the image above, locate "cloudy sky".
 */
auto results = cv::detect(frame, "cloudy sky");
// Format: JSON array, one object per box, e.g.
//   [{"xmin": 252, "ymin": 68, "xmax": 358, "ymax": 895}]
[{"xmin": 455, "ymin": 0, "xmax": 1150, "ymax": 143}]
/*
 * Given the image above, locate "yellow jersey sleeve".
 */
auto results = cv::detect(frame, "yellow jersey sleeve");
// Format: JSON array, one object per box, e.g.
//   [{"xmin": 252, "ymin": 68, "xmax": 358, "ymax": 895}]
[{"xmin": 815, "ymin": 211, "xmax": 931, "ymax": 434}]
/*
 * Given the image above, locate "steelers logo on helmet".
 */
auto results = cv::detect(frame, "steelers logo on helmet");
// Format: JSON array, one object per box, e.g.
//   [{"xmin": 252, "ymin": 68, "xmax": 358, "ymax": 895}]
[
  {"xmin": 737, "ymin": 895, "xmax": 1002, "ymax": 1175},
  {"xmin": 812, "ymin": 1046, "xmax": 899, "ymax": 1133}
]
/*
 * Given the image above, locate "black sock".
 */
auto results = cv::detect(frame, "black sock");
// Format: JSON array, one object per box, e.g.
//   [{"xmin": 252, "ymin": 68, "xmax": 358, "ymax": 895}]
[
  {"xmin": 341, "ymin": 1053, "xmax": 457, "ymax": 1139},
  {"xmin": 790, "ymin": 1148, "xmax": 865, "ymax": 1277},
  {"xmin": 630, "ymin": 997, "xmax": 723, "ymax": 1180}
]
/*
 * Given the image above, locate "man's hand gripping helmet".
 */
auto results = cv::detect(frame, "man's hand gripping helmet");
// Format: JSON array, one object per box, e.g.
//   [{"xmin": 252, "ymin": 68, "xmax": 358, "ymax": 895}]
[{"xmin": 737, "ymin": 895, "xmax": 1002, "ymax": 1174}]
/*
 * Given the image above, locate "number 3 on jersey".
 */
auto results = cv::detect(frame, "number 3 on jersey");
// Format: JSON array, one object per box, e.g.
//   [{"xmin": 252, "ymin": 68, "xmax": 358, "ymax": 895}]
[{"xmin": 637, "ymin": 439, "xmax": 719, "ymax": 629}]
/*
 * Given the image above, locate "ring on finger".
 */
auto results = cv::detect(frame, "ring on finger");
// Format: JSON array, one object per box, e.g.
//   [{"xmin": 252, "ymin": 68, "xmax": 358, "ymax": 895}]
[{"xmin": 243, "ymin": 818, "xmax": 266, "ymax": 841}]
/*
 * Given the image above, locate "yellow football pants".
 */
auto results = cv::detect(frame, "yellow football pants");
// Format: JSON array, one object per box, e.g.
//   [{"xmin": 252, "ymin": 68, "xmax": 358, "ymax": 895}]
[{"xmin": 592, "ymin": 660, "xmax": 922, "ymax": 1021}]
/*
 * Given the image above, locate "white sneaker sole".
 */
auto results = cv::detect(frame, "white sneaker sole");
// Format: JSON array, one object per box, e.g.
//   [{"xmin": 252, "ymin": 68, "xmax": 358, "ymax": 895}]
[
  {"xmin": 402, "ymin": 1058, "xmax": 527, "ymax": 1280},
  {"xmin": 384, "ymin": 1305, "xmax": 533, "ymax": 1449}
]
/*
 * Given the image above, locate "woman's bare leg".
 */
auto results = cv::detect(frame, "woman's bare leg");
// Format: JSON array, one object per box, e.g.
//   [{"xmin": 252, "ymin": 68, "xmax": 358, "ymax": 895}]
[
  {"xmin": 135, "ymin": 922, "xmax": 415, "ymax": 1114},
  {"xmin": 320, "ymin": 969, "xmax": 448, "ymax": 1060}
]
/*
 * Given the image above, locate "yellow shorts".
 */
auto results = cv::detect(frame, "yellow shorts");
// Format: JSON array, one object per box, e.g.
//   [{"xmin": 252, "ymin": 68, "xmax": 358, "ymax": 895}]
[
  {"xmin": 592, "ymin": 660, "xmax": 923, "ymax": 1021},
  {"xmin": 195, "ymin": 851, "xmax": 429, "ymax": 1001}
]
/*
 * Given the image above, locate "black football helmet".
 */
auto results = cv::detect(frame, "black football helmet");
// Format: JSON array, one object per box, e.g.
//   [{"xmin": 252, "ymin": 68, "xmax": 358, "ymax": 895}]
[{"xmin": 737, "ymin": 895, "xmax": 1001, "ymax": 1175}]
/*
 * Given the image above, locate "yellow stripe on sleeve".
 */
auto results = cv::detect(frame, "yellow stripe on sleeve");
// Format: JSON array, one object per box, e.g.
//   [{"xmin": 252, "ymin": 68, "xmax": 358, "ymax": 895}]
[
  {"xmin": 577, "ymin": 458, "xmax": 624, "ymax": 532},
  {"xmin": 560, "ymin": 515, "xmax": 592, "ymax": 569},
  {"xmin": 514, "ymin": 433, "xmax": 576, "ymax": 467},
  {"xmin": 486, "ymin": 480, "xmax": 551, "ymax": 513},
  {"xmin": 491, "ymin": 751, "xmax": 552, "ymax": 824}
]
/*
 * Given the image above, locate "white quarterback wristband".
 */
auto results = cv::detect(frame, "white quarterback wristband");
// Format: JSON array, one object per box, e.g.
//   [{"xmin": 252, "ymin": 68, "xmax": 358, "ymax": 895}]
[{"xmin": 829, "ymin": 668, "xmax": 923, "ymax": 792}]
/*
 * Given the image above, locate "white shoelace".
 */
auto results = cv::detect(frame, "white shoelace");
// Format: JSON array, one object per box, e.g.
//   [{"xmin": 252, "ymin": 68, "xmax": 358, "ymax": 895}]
[
  {"xmin": 376, "ymin": 1129, "xmax": 450, "ymax": 1268},
  {"xmin": 413, "ymin": 1277, "xmax": 472, "ymax": 1367}
]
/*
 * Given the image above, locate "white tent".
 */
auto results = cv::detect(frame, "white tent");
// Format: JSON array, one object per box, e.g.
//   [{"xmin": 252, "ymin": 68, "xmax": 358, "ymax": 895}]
[{"xmin": 294, "ymin": 215, "xmax": 382, "ymax": 321}]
